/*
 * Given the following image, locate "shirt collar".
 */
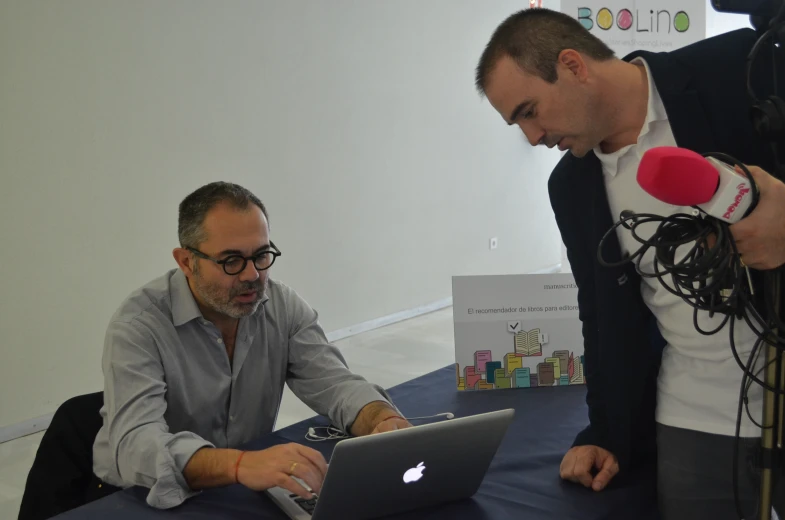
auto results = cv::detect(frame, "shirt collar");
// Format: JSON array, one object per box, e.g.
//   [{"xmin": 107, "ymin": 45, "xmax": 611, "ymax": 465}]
[
  {"xmin": 594, "ymin": 57, "xmax": 668, "ymax": 177},
  {"xmin": 171, "ymin": 269, "xmax": 203, "ymax": 327},
  {"xmin": 636, "ymin": 57, "xmax": 668, "ymax": 133}
]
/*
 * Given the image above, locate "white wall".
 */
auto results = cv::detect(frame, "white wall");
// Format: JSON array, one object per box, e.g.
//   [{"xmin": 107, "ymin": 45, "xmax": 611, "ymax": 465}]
[
  {"xmin": 705, "ymin": 4, "xmax": 753, "ymax": 36},
  {"xmin": 0, "ymin": 1, "xmax": 563, "ymax": 428}
]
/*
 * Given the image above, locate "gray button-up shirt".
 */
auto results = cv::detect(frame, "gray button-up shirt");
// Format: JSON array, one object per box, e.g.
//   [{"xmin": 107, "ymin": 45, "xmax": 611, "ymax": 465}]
[{"xmin": 93, "ymin": 269, "xmax": 393, "ymax": 509}]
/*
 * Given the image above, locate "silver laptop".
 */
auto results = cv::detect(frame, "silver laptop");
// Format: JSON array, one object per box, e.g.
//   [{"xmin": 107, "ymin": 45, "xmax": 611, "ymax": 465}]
[{"xmin": 266, "ymin": 408, "xmax": 515, "ymax": 520}]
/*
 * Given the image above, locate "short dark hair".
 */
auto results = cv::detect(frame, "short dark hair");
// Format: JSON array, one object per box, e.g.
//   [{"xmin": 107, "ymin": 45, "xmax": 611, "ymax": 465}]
[
  {"xmin": 178, "ymin": 182, "xmax": 269, "ymax": 248},
  {"xmin": 475, "ymin": 8, "xmax": 615, "ymax": 93}
]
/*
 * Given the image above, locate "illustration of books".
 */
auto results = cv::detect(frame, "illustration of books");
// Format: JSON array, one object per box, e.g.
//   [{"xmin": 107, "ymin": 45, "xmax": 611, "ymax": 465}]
[
  {"xmin": 464, "ymin": 366, "xmax": 482, "ymax": 389},
  {"xmin": 537, "ymin": 362, "xmax": 555, "ymax": 386},
  {"xmin": 485, "ymin": 361, "xmax": 502, "ymax": 383},
  {"xmin": 569, "ymin": 353, "xmax": 585, "ymax": 384},
  {"xmin": 505, "ymin": 353, "xmax": 523, "ymax": 374},
  {"xmin": 494, "ymin": 368, "xmax": 512, "ymax": 389},
  {"xmin": 545, "ymin": 357, "xmax": 561, "ymax": 380},
  {"xmin": 515, "ymin": 328, "xmax": 543, "ymax": 357},
  {"xmin": 553, "ymin": 350, "xmax": 570, "ymax": 376},
  {"xmin": 475, "ymin": 350, "xmax": 492, "ymax": 372},
  {"xmin": 512, "ymin": 367, "xmax": 531, "ymax": 388}
]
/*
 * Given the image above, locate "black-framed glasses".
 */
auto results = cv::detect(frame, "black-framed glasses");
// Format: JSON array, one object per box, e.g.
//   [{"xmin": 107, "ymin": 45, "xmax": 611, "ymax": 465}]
[{"xmin": 187, "ymin": 242, "xmax": 281, "ymax": 275}]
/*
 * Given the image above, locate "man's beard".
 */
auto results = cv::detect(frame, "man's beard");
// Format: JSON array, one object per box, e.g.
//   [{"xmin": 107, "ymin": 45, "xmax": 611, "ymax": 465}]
[{"xmin": 192, "ymin": 271, "xmax": 266, "ymax": 319}]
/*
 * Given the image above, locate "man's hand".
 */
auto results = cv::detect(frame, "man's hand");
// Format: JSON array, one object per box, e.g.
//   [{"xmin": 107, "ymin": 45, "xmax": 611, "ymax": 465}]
[
  {"xmin": 730, "ymin": 165, "xmax": 785, "ymax": 270},
  {"xmin": 371, "ymin": 416, "xmax": 412, "ymax": 434},
  {"xmin": 559, "ymin": 445, "xmax": 619, "ymax": 492},
  {"xmin": 237, "ymin": 443, "xmax": 328, "ymax": 499},
  {"xmin": 350, "ymin": 400, "xmax": 411, "ymax": 436}
]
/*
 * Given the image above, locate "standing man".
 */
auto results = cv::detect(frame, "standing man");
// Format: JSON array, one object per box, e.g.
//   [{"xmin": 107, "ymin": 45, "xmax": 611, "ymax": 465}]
[
  {"xmin": 475, "ymin": 8, "xmax": 785, "ymax": 519},
  {"xmin": 93, "ymin": 182, "xmax": 410, "ymax": 509}
]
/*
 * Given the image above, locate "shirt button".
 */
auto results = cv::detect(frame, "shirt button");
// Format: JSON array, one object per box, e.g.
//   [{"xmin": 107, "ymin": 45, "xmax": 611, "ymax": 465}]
[
  {"xmin": 217, "ymin": 338, "xmax": 223, "ymax": 344},
  {"xmin": 230, "ymin": 415, "xmax": 234, "ymax": 421}
]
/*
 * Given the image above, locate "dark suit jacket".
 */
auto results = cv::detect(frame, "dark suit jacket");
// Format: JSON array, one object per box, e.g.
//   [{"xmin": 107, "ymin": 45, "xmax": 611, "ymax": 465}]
[{"xmin": 548, "ymin": 28, "xmax": 783, "ymax": 477}]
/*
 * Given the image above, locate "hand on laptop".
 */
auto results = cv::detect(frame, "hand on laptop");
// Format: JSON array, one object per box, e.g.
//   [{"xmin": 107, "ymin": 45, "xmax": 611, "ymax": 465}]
[
  {"xmin": 236, "ymin": 443, "xmax": 328, "ymax": 499},
  {"xmin": 371, "ymin": 416, "xmax": 412, "ymax": 435},
  {"xmin": 559, "ymin": 445, "xmax": 619, "ymax": 492}
]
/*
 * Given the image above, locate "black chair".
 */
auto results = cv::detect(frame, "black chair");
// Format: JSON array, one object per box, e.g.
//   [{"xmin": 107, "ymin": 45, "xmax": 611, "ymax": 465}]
[{"xmin": 18, "ymin": 392, "xmax": 120, "ymax": 520}]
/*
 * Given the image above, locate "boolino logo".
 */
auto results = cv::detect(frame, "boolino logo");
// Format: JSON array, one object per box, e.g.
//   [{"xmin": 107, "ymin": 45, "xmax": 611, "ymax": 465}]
[{"xmin": 577, "ymin": 7, "xmax": 691, "ymax": 33}]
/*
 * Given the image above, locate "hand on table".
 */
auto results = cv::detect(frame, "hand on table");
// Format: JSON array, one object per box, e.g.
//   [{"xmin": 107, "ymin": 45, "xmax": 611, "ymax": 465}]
[
  {"xmin": 559, "ymin": 445, "xmax": 619, "ymax": 492},
  {"xmin": 371, "ymin": 416, "xmax": 412, "ymax": 435},
  {"xmin": 236, "ymin": 443, "xmax": 328, "ymax": 499}
]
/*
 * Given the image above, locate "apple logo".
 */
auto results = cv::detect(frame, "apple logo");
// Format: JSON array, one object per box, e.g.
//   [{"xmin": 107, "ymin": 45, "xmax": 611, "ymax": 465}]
[{"xmin": 403, "ymin": 462, "xmax": 426, "ymax": 484}]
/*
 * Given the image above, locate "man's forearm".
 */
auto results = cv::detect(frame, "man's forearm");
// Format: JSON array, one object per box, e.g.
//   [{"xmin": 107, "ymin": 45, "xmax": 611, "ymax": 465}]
[
  {"xmin": 349, "ymin": 400, "xmax": 401, "ymax": 436},
  {"xmin": 183, "ymin": 447, "xmax": 243, "ymax": 490}
]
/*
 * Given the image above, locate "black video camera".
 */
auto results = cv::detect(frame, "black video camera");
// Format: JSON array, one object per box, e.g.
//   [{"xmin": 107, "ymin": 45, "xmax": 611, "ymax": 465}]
[
  {"xmin": 711, "ymin": 0, "xmax": 783, "ymax": 20},
  {"xmin": 713, "ymin": 0, "xmax": 785, "ymax": 175},
  {"xmin": 712, "ymin": 0, "xmax": 782, "ymax": 18}
]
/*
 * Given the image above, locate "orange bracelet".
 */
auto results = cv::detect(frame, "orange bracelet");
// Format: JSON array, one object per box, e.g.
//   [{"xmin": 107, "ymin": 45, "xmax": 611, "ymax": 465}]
[{"xmin": 234, "ymin": 451, "xmax": 247, "ymax": 484}]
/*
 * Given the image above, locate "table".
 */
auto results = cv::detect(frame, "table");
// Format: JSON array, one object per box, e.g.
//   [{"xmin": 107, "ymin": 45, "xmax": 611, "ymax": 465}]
[{"xmin": 56, "ymin": 365, "xmax": 659, "ymax": 519}]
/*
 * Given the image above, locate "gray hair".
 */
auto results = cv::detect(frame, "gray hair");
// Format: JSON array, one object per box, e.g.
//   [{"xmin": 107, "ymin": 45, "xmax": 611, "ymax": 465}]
[{"xmin": 178, "ymin": 182, "xmax": 269, "ymax": 248}]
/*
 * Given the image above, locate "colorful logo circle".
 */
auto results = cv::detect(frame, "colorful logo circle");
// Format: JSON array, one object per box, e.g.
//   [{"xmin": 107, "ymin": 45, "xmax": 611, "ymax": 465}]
[
  {"xmin": 616, "ymin": 9, "xmax": 633, "ymax": 31},
  {"xmin": 597, "ymin": 8, "xmax": 613, "ymax": 30},
  {"xmin": 674, "ymin": 11, "xmax": 690, "ymax": 32}
]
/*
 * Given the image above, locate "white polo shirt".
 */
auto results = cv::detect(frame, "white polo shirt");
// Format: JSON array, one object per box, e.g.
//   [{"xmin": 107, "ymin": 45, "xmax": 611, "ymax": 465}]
[{"xmin": 595, "ymin": 58, "xmax": 762, "ymax": 437}]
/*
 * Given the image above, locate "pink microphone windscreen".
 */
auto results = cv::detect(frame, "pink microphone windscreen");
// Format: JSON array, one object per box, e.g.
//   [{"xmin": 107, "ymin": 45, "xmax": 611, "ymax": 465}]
[{"xmin": 637, "ymin": 147, "xmax": 719, "ymax": 206}]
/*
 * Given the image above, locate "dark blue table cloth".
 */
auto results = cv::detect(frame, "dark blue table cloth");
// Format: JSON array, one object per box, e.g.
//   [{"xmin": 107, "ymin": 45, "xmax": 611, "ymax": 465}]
[{"xmin": 56, "ymin": 365, "xmax": 659, "ymax": 519}]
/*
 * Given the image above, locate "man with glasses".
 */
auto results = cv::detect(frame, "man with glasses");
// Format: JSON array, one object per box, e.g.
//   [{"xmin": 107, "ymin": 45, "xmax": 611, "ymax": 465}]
[{"xmin": 92, "ymin": 182, "xmax": 410, "ymax": 509}]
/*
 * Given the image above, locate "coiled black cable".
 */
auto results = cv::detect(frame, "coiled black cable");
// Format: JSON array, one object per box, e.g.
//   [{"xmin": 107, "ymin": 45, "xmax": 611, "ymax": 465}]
[{"xmin": 595, "ymin": 152, "xmax": 785, "ymax": 519}]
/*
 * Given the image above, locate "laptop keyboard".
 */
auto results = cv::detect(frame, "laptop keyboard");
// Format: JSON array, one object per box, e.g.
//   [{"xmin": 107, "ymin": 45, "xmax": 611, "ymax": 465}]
[{"xmin": 291, "ymin": 494, "xmax": 318, "ymax": 515}]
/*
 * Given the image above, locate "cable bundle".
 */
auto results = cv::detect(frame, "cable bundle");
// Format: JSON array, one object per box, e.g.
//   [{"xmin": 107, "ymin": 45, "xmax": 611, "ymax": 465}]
[{"xmin": 596, "ymin": 153, "xmax": 785, "ymax": 518}]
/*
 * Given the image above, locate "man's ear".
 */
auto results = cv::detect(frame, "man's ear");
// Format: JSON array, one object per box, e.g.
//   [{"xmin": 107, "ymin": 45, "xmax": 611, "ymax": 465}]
[
  {"xmin": 557, "ymin": 49, "xmax": 589, "ymax": 82},
  {"xmin": 173, "ymin": 247, "xmax": 195, "ymax": 277}
]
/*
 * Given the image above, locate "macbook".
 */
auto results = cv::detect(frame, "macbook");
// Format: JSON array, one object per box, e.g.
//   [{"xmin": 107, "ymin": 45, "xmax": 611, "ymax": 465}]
[{"xmin": 266, "ymin": 408, "xmax": 515, "ymax": 520}]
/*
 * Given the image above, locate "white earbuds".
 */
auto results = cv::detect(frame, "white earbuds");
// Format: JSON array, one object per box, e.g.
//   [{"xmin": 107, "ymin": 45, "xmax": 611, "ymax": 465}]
[
  {"xmin": 305, "ymin": 425, "xmax": 350, "ymax": 442},
  {"xmin": 303, "ymin": 412, "xmax": 455, "ymax": 442},
  {"xmin": 406, "ymin": 412, "xmax": 455, "ymax": 421}
]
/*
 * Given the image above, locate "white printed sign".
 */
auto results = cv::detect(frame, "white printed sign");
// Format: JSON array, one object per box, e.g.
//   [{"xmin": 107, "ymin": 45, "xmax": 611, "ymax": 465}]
[
  {"xmin": 452, "ymin": 273, "xmax": 584, "ymax": 391},
  {"xmin": 560, "ymin": 1, "xmax": 706, "ymax": 56}
]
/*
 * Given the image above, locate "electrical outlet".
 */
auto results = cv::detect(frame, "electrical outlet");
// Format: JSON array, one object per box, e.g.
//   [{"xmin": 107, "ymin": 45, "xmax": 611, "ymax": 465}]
[{"xmin": 489, "ymin": 237, "xmax": 498, "ymax": 250}]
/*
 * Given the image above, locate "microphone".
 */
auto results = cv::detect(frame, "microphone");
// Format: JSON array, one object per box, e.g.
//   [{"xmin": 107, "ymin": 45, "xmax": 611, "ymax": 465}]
[{"xmin": 637, "ymin": 146, "xmax": 756, "ymax": 223}]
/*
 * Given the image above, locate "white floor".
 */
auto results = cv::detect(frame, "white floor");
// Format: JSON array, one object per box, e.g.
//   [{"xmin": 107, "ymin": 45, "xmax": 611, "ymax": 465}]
[{"xmin": 0, "ymin": 308, "xmax": 455, "ymax": 520}]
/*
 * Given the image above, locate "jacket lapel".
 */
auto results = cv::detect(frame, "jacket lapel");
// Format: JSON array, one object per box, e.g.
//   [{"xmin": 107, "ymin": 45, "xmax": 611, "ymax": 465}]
[
  {"xmin": 628, "ymin": 50, "xmax": 719, "ymax": 154},
  {"xmin": 660, "ymin": 91, "xmax": 718, "ymax": 153},
  {"xmin": 588, "ymin": 156, "xmax": 618, "ymax": 262},
  {"xmin": 587, "ymin": 155, "xmax": 638, "ymax": 291}
]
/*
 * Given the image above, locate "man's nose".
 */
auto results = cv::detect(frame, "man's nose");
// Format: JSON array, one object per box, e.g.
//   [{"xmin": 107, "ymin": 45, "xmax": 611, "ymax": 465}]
[
  {"xmin": 519, "ymin": 123, "xmax": 545, "ymax": 147},
  {"xmin": 238, "ymin": 259, "xmax": 260, "ymax": 282}
]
